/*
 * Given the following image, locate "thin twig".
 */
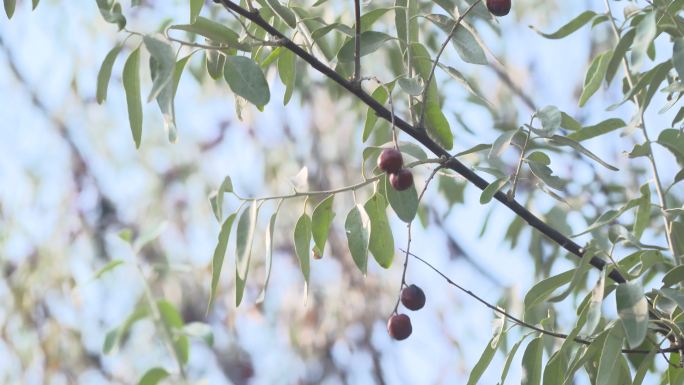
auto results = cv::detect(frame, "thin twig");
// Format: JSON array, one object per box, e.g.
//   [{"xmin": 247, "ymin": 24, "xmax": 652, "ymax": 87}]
[
  {"xmin": 404, "ymin": 249, "xmax": 682, "ymax": 354},
  {"xmin": 353, "ymin": 0, "xmax": 361, "ymax": 83}
]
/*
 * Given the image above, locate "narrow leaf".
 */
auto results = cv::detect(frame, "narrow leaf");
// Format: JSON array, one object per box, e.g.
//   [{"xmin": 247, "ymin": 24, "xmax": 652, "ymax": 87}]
[
  {"xmin": 364, "ymin": 193, "xmax": 394, "ymax": 268},
  {"xmin": 385, "ymin": 174, "xmax": 419, "ymax": 223},
  {"xmin": 530, "ymin": 11, "xmax": 597, "ymax": 39},
  {"xmin": 311, "ymin": 195, "xmax": 334, "ymax": 257},
  {"xmin": 136, "ymin": 368, "xmax": 169, "ymax": 385},
  {"xmin": 521, "ymin": 337, "xmax": 543, "ymax": 385},
  {"xmin": 123, "ymin": 47, "xmax": 143, "ymax": 148},
  {"xmin": 96, "ymin": 44, "xmax": 122, "ymax": 104},
  {"xmin": 293, "ymin": 213, "xmax": 312, "ymax": 285},
  {"xmin": 345, "ymin": 204, "xmax": 371, "ymax": 274},
  {"xmin": 616, "ymin": 282, "xmax": 648, "ymax": 348},
  {"xmin": 208, "ymin": 212, "xmax": 237, "ymax": 312}
]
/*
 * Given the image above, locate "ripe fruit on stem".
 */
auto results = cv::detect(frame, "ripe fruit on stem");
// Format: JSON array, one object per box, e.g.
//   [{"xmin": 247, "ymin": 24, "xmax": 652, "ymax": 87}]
[
  {"xmin": 377, "ymin": 148, "xmax": 403, "ymax": 174},
  {"xmin": 387, "ymin": 313, "xmax": 412, "ymax": 340},
  {"xmin": 390, "ymin": 169, "xmax": 413, "ymax": 191},
  {"xmin": 401, "ymin": 284, "xmax": 426, "ymax": 311},
  {"xmin": 486, "ymin": 0, "xmax": 511, "ymax": 16}
]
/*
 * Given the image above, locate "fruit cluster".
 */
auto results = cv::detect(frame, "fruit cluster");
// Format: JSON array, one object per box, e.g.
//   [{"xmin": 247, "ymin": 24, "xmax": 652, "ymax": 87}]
[
  {"xmin": 377, "ymin": 148, "xmax": 413, "ymax": 191},
  {"xmin": 387, "ymin": 284, "xmax": 426, "ymax": 340}
]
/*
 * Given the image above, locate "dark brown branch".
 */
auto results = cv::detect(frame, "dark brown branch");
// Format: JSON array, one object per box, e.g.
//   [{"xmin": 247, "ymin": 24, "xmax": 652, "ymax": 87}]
[{"xmin": 212, "ymin": 0, "xmax": 625, "ymax": 284}]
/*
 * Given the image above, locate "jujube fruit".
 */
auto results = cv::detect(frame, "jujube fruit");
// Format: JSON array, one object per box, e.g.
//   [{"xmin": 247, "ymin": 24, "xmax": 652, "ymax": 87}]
[
  {"xmin": 486, "ymin": 0, "xmax": 511, "ymax": 16},
  {"xmin": 387, "ymin": 313, "xmax": 412, "ymax": 340},
  {"xmin": 377, "ymin": 148, "xmax": 403, "ymax": 174},
  {"xmin": 401, "ymin": 284, "xmax": 426, "ymax": 311},
  {"xmin": 389, "ymin": 169, "xmax": 413, "ymax": 191}
]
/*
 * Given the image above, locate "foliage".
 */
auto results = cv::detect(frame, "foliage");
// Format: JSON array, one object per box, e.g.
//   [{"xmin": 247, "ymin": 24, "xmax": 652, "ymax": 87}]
[{"xmin": 4, "ymin": 0, "xmax": 684, "ymax": 383}]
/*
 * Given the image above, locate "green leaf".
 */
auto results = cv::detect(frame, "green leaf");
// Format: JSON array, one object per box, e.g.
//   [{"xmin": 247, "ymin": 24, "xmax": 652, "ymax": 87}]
[
  {"xmin": 524, "ymin": 269, "xmax": 575, "ymax": 310},
  {"xmin": 103, "ymin": 307, "xmax": 149, "ymax": 354},
  {"xmin": 143, "ymin": 34, "xmax": 176, "ymax": 103},
  {"xmin": 206, "ymin": 49, "xmax": 226, "ymax": 80},
  {"xmin": 95, "ymin": 0, "xmax": 126, "ymax": 30},
  {"xmin": 659, "ymin": 288, "xmax": 684, "ymax": 310},
  {"xmin": 632, "ymin": 349, "xmax": 656, "ymax": 385},
  {"xmin": 579, "ymin": 50, "xmax": 612, "ymax": 107},
  {"xmin": 633, "ymin": 183, "xmax": 651, "ymax": 240},
  {"xmin": 277, "ymin": 49, "xmax": 296, "ymax": 105},
  {"xmin": 345, "ymin": 204, "xmax": 371, "ymax": 274},
  {"xmin": 606, "ymin": 29, "xmax": 636, "ymax": 85},
  {"xmin": 93, "ymin": 259, "xmax": 125, "ymax": 280},
  {"xmin": 208, "ymin": 212, "xmax": 237, "ymax": 312},
  {"xmin": 133, "ymin": 222, "xmax": 167, "ymax": 253},
  {"xmin": 256, "ymin": 210, "xmax": 278, "ymax": 303},
  {"xmin": 157, "ymin": 300, "xmax": 189, "ymax": 363},
  {"xmin": 224, "ymin": 56, "xmax": 270, "ymax": 107},
  {"xmin": 521, "ymin": 337, "xmax": 543, "ymax": 385},
  {"xmin": 548, "ymin": 248, "xmax": 595, "ymax": 303},
  {"xmin": 96, "ymin": 45, "xmax": 122, "ymax": 104},
  {"xmin": 596, "ymin": 323, "xmax": 625, "ymax": 385},
  {"xmin": 364, "ymin": 193, "xmax": 394, "ymax": 268},
  {"xmin": 675, "ymin": 38, "xmax": 684, "ymax": 79},
  {"xmin": 32, "ymin": 0, "xmax": 39, "ymax": 10},
  {"xmin": 425, "ymin": 14, "xmax": 487, "ymax": 65},
  {"xmin": 385, "ymin": 174, "xmax": 418, "ymax": 223},
  {"xmin": 528, "ymin": 162, "xmax": 564, "ymax": 190},
  {"xmin": 467, "ymin": 336, "xmax": 501, "ymax": 385},
  {"xmin": 409, "ymin": 43, "xmax": 453, "ymax": 149},
  {"xmin": 566, "ymin": 118, "xmax": 626, "ymax": 142},
  {"xmin": 658, "ymin": 129, "xmax": 684, "ymax": 165},
  {"xmin": 631, "ymin": 12, "xmax": 656, "ymax": 70},
  {"xmin": 210, "ymin": 176, "xmax": 234, "ymax": 222},
  {"xmin": 190, "ymin": 0, "xmax": 202, "ymax": 23},
  {"xmin": 235, "ymin": 203, "xmax": 258, "ymax": 306},
  {"xmin": 311, "ymin": 195, "xmax": 334, "ymax": 257},
  {"xmin": 397, "ymin": 76, "xmax": 423, "ymax": 96},
  {"xmin": 548, "ymin": 135, "xmax": 618, "ymax": 171},
  {"xmin": 672, "ymin": 221, "xmax": 684, "ymax": 262},
  {"xmin": 537, "ymin": 105, "xmax": 561, "ymax": 133},
  {"xmin": 451, "ymin": 26, "xmax": 488, "ymax": 65},
  {"xmin": 500, "ymin": 334, "xmax": 529, "ymax": 385},
  {"xmin": 488, "ymin": 128, "xmax": 520, "ymax": 160},
  {"xmin": 293, "ymin": 213, "xmax": 312, "ymax": 286},
  {"xmin": 480, "ymin": 176, "xmax": 509, "ymax": 204},
  {"xmin": 337, "ymin": 31, "xmax": 394, "ymax": 62},
  {"xmin": 136, "ymin": 367, "xmax": 169, "ymax": 385},
  {"xmin": 3, "ymin": 0, "xmax": 15, "ymax": 17},
  {"xmin": 616, "ymin": 282, "xmax": 648, "ymax": 348},
  {"xmin": 169, "ymin": 17, "xmax": 247, "ymax": 50},
  {"xmin": 362, "ymin": 85, "xmax": 389, "ymax": 142},
  {"xmin": 266, "ymin": 0, "xmax": 297, "ymax": 28},
  {"xmin": 123, "ymin": 47, "xmax": 143, "ymax": 148},
  {"xmin": 530, "ymin": 11, "xmax": 597, "ymax": 39}
]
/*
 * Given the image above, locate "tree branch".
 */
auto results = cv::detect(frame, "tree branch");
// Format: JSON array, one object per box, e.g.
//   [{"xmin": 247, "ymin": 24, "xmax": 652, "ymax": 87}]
[
  {"xmin": 211, "ymin": 0, "xmax": 626, "ymax": 284},
  {"xmin": 353, "ymin": 0, "xmax": 361, "ymax": 83}
]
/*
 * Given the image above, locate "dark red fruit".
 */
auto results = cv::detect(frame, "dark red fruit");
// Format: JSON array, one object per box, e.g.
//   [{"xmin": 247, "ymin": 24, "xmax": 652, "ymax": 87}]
[
  {"xmin": 377, "ymin": 148, "xmax": 403, "ymax": 174},
  {"xmin": 389, "ymin": 169, "xmax": 413, "ymax": 191},
  {"xmin": 387, "ymin": 314, "xmax": 412, "ymax": 340},
  {"xmin": 401, "ymin": 284, "xmax": 426, "ymax": 311},
  {"xmin": 486, "ymin": 0, "xmax": 511, "ymax": 16}
]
